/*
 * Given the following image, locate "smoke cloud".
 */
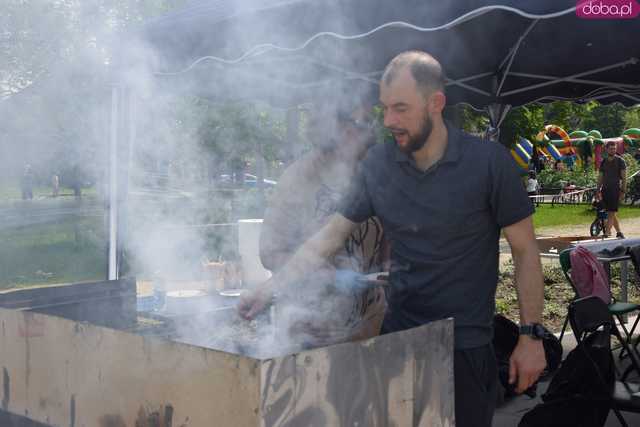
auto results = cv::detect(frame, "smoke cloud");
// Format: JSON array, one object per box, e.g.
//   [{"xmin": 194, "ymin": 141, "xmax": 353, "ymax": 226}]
[{"xmin": 2, "ymin": 0, "xmax": 393, "ymax": 357}]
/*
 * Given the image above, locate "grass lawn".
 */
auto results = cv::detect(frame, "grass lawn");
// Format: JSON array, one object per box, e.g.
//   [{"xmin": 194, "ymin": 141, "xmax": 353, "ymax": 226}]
[
  {"xmin": 0, "ymin": 185, "xmax": 58, "ymax": 201},
  {"xmin": 0, "ymin": 184, "xmax": 98, "ymax": 204},
  {"xmin": 0, "ymin": 216, "xmax": 107, "ymax": 291},
  {"xmin": 532, "ymin": 203, "xmax": 640, "ymax": 229}
]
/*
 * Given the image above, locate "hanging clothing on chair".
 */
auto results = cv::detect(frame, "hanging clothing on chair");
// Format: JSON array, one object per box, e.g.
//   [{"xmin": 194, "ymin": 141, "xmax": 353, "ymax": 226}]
[{"xmin": 569, "ymin": 246, "xmax": 611, "ymax": 304}]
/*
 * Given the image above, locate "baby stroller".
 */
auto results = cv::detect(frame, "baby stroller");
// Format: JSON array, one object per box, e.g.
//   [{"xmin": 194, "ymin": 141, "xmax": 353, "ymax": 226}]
[{"xmin": 590, "ymin": 198, "xmax": 608, "ymax": 237}]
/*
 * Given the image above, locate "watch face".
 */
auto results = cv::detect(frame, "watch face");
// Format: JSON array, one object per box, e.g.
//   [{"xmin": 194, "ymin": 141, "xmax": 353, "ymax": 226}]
[{"xmin": 533, "ymin": 324, "xmax": 546, "ymax": 338}]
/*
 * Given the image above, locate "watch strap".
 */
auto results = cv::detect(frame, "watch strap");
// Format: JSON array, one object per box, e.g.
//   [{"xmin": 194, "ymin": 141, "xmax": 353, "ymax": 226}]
[
  {"xmin": 519, "ymin": 323, "xmax": 545, "ymax": 339},
  {"xmin": 519, "ymin": 325, "xmax": 535, "ymax": 335}
]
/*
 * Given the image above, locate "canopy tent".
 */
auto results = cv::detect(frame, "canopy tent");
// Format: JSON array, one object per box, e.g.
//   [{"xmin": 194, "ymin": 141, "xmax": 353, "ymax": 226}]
[
  {"xmin": 108, "ymin": 0, "xmax": 640, "ymax": 280},
  {"xmin": 125, "ymin": 0, "xmax": 640, "ymax": 112}
]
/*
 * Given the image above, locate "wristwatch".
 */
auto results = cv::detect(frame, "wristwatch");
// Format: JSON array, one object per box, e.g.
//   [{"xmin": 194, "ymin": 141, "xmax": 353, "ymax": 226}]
[{"xmin": 519, "ymin": 323, "xmax": 547, "ymax": 340}]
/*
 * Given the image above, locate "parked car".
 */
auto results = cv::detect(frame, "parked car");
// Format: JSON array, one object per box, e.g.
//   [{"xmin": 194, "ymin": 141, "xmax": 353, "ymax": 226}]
[{"xmin": 217, "ymin": 173, "xmax": 277, "ymax": 188}]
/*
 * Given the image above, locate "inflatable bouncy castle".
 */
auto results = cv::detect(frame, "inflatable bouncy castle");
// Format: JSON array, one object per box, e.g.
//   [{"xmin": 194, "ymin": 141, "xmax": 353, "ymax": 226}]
[{"xmin": 511, "ymin": 125, "xmax": 640, "ymax": 171}]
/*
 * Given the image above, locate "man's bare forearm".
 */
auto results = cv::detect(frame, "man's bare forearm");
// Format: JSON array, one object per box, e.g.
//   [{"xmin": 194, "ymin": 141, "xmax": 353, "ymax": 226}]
[
  {"xmin": 267, "ymin": 214, "xmax": 357, "ymax": 291},
  {"xmin": 260, "ymin": 203, "xmax": 299, "ymax": 272},
  {"xmin": 260, "ymin": 251, "xmax": 291, "ymax": 273},
  {"xmin": 504, "ymin": 217, "xmax": 544, "ymax": 325},
  {"xmin": 512, "ymin": 242, "xmax": 544, "ymax": 324}
]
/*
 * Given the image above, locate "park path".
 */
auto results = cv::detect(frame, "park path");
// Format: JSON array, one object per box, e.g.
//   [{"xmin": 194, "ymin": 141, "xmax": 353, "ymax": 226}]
[
  {"xmin": 499, "ymin": 215, "xmax": 640, "ymax": 262},
  {"xmin": 536, "ymin": 215, "xmax": 640, "ymax": 238}
]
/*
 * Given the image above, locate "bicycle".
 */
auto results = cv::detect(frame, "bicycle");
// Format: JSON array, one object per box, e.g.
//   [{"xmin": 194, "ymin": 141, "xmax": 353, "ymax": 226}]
[{"xmin": 589, "ymin": 199, "xmax": 608, "ymax": 237}]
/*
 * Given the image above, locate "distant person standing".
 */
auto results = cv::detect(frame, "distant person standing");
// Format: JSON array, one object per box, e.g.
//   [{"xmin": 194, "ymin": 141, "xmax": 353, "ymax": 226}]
[
  {"xmin": 526, "ymin": 171, "xmax": 539, "ymax": 198},
  {"xmin": 581, "ymin": 137, "xmax": 593, "ymax": 170},
  {"xmin": 71, "ymin": 165, "xmax": 82, "ymax": 199},
  {"xmin": 598, "ymin": 140, "xmax": 627, "ymax": 238},
  {"xmin": 530, "ymin": 148, "xmax": 544, "ymax": 173},
  {"xmin": 21, "ymin": 164, "xmax": 34, "ymax": 200},
  {"xmin": 51, "ymin": 174, "xmax": 60, "ymax": 197}
]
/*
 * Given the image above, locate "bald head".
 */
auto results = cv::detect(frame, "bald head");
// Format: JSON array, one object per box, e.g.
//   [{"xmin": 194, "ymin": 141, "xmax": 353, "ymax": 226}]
[
  {"xmin": 379, "ymin": 51, "xmax": 448, "ymax": 155},
  {"xmin": 382, "ymin": 51, "xmax": 445, "ymax": 98}
]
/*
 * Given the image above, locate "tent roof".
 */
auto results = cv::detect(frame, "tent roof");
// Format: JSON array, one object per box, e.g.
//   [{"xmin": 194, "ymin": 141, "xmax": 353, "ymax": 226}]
[{"xmin": 125, "ymin": 0, "xmax": 640, "ymax": 108}]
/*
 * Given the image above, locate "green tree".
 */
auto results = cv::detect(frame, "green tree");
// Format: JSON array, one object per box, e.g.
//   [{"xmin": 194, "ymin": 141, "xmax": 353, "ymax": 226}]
[
  {"xmin": 445, "ymin": 104, "xmax": 489, "ymax": 135},
  {"xmin": 1, "ymin": 0, "xmax": 186, "ymax": 101},
  {"xmin": 542, "ymin": 101, "xmax": 594, "ymax": 131},
  {"xmin": 582, "ymin": 103, "xmax": 628, "ymax": 137},
  {"xmin": 624, "ymin": 106, "xmax": 640, "ymax": 129},
  {"xmin": 499, "ymin": 104, "xmax": 545, "ymax": 147},
  {"xmin": 196, "ymin": 102, "xmax": 284, "ymax": 165},
  {"xmin": 0, "ymin": 0, "xmax": 187, "ymax": 182}
]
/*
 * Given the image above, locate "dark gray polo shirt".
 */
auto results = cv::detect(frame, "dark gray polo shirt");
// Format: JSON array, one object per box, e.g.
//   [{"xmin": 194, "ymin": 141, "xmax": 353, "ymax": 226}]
[
  {"xmin": 339, "ymin": 124, "xmax": 534, "ymax": 349},
  {"xmin": 600, "ymin": 155, "xmax": 626, "ymax": 191}
]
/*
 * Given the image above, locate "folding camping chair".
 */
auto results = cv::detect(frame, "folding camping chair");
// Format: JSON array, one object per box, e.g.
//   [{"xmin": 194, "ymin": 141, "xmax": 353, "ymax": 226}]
[
  {"xmin": 558, "ymin": 249, "xmax": 640, "ymax": 355},
  {"xmin": 569, "ymin": 296, "xmax": 640, "ymax": 427}
]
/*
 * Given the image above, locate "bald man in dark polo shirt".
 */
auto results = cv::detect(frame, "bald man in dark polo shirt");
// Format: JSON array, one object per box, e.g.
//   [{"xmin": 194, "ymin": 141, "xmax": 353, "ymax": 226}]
[{"xmin": 239, "ymin": 51, "xmax": 546, "ymax": 427}]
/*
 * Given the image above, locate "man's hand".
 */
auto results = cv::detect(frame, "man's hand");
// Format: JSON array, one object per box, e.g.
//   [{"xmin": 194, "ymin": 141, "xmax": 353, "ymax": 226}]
[
  {"xmin": 508, "ymin": 336, "xmax": 547, "ymax": 393},
  {"xmin": 619, "ymin": 191, "xmax": 625, "ymax": 203},
  {"xmin": 237, "ymin": 280, "xmax": 275, "ymax": 320}
]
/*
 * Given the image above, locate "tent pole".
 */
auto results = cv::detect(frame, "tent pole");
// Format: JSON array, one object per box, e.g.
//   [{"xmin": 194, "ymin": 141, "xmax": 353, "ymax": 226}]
[
  {"xmin": 508, "ymin": 72, "xmax": 640, "ymax": 89},
  {"xmin": 496, "ymin": 20, "xmax": 539, "ymax": 96},
  {"xmin": 117, "ymin": 88, "xmax": 135, "ymax": 278},
  {"xmin": 529, "ymin": 91, "xmax": 640, "ymax": 104},
  {"xmin": 497, "ymin": 20, "xmax": 538, "ymax": 71},
  {"xmin": 445, "ymin": 72, "xmax": 493, "ymax": 96},
  {"xmin": 620, "ymin": 93, "xmax": 640, "ymax": 103},
  {"xmin": 108, "ymin": 86, "xmax": 119, "ymax": 280},
  {"xmin": 484, "ymin": 103, "xmax": 512, "ymax": 142},
  {"xmin": 502, "ymin": 58, "xmax": 639, "ymax": 97},
  {"xmin": 446, "ymin": 80, "xmax": 491, "ymax": 96}
]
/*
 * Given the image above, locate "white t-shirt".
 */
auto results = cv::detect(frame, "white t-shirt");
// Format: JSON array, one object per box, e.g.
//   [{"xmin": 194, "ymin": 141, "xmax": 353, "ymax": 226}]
[{"xmin": 527, "ymin": 178, "xmax": 539, "ymax": 193}]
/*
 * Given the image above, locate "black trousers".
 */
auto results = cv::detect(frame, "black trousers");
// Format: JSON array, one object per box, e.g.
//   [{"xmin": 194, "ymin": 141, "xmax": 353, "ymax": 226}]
[{"xmin": 454, "ymin": 344, "xmax": 499, "ymax": 427}]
